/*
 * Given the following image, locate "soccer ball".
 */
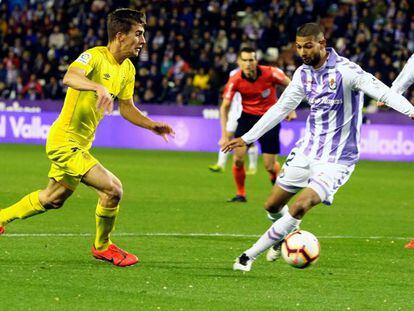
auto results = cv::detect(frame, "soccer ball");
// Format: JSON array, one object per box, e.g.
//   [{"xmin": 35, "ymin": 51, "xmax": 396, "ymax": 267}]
[{"xmin": 281, "ymin": 230, "xmax": 320, "ymax": 269}]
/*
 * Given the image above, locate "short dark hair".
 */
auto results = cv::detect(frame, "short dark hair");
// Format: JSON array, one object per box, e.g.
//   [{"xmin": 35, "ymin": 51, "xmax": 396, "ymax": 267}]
[
  {"xmin": 107, "ymin": 8, "xmax": 146, "ymax": 42},
  {"xmin": 296, "ymin": 23, "xmax": 324, "ymax": 38},
  {"xmin": 238, "ymin": 47, "xmax": 256, "ymax": 58}
]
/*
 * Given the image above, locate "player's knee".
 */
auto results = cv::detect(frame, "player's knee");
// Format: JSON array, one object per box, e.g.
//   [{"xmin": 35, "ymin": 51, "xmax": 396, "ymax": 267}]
[
  {"xmin": 233, "ymin": 158, "xmax": 244, "ymax": 168},
  {"xmin": 290, "ymin": 196, "xmax": 317, "ymax": 219},
  {"xmin": 264, "ymin": 200, "xmax": 284, "ymax": 213},
  {"xmin": 44, "ymin": 197, "xmax": 66, "ymax": 210},
  {"xmin": 106, "ymin": 180, "xmax": 123, "ymax": 204},
  {"xmin": 264, "ymin": 163, "xmax": 274, "ymax": 174}
]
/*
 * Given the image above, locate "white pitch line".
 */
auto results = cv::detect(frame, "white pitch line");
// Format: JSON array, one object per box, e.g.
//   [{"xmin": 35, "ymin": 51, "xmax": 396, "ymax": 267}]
[{"xmin": 0, "ymin": 232, "xmax": 411, "ymax": 240}]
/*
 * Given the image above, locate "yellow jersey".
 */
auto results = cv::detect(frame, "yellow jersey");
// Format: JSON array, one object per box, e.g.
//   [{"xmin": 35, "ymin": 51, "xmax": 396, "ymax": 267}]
[{"xmin": 48, "ymin": 46, "xmax": 136, "ymax": 149}]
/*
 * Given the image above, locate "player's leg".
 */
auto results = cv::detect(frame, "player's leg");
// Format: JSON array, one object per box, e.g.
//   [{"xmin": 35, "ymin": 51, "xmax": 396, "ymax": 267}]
[
  {"xmin": 234, "ymin": 187, "xmax": 319, "ymax": 271},
  {"xmin": 209, "ymin": 131, "xmax": 235, "ymax": 173},
  {"xmin": 0, "ymin": 179, "xmax": 73, "ymax": 232},
  {"xmin": 264, "ymin": 185, "xmax": 296, "ymax": 261},
  {"xmin": 208, "ymin": 150, "xmax": 228, "ymax": 172},
  {"xmin": 228, "ymin": 112, "xmax": 257, "ymax": 202},
  {"xmin": 209, "ymin": 103, "xmax": 238, "ymax": 173},
  {"xmin": 246, "ymin": 143, "xmax": 258, "ymax": 175},
  {"xmin": 228, "ymin": 145, "xmax": 247, "ymax": 202},
  {"xmin": 234, "ymin": 159, "xmax": 355, "ymax": 270},
  {"xmin": 234, "ymin": 148, "xmax": 310, "ymax": 270},
  {"xmin": 208, "ymin": 149, "xmax": 228, "ymax": 173},
  {"xmin": 81, "ymin": 163, "xmax": 138, "ymax": 267},
  {"xmin": 259, "ymin": 123, "xmax": 281, "ymax": 184},
  {"xmin": 262, "ymin": 153, "xmax": 281, "ymax": 184}
]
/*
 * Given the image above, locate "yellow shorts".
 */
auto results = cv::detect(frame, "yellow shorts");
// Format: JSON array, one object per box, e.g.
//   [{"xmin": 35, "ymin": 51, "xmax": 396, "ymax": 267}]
[{"xmin": 46, "ymin": 144, "xmax": 99, "ymax": 191}]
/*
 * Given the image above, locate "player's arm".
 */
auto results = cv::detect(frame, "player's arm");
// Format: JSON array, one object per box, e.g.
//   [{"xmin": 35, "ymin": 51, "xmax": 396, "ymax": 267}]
[
  {"xmin": 63, "ymin": 66, "xmax": 113, "ymax": 113},
  {"xmin": 391, "ymin": 55, "xmax": 414, "ymax": 95},
  {"xmin": 280, "ymin": 75, "xmax": 291, "ymax": 87},
  {"xmin": 219, "ymin": 98, "xmax": 232, "ymax": 147},
  {"xmin": 378, "ymin": 55, "xmax": 414, "ymax": 106},
  {"xmin": 352, "ymin": 71, "xmax": 414, "ymax": 119},
  {"xmin": 118, "ymin": 98, "xmax": 174, "ymax": 142},
  {"xmin": 219, "ymin": 78, "xmax": 237, "ymax": 147},
  {"xmin": 222, "ymin": 73, "xmax": 305, "ymax": 152}
]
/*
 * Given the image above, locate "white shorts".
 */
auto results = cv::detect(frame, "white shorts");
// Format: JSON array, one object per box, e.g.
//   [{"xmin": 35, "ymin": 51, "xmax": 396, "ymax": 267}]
[
  {"xmin": 276, "ymin": 148, "xmax": 355, "ymax": 205},
  {"xmin": 226, "ymin": 92, "xmax": 242, "ymax": 133}
]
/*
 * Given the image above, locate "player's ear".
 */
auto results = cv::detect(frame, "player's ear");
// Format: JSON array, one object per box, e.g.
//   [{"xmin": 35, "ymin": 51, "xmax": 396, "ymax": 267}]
[
  {"xmin": 116, "ymin": 32, "xmax": 126, "ymax": 42},
  {"xmin": 318, "ymin": 37, "xmax": 326, "ymax": 49}
]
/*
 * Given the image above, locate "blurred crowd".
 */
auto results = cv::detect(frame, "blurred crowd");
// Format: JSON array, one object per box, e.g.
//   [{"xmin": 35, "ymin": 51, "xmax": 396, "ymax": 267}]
[{"xmin": 1, "ymin": 0, "xmax": 414, "ymax": 108}]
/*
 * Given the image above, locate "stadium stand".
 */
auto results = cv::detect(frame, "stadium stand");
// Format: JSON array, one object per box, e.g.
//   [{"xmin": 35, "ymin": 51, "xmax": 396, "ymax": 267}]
[{"xmin": 1, "ymin": 0, "xmax": 413, "ymax": 107}]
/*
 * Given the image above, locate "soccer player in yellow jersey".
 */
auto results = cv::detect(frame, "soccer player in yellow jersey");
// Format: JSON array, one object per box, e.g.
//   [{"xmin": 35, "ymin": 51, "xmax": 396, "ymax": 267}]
[{"xmin": 0, "ymin": 8, "xmax": 174, "ymax": 267}]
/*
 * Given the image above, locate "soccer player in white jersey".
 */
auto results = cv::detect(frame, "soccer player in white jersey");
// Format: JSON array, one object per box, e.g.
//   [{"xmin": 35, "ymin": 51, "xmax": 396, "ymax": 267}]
[
  {"xmin": 382, "ymin": 53, "xmax": 414, "ymax": 249},
  {"xmin": 209, "ymin": 70, "xmax": 259, "ymax": 175},
  {"xmin": 222, "ymin": 23, "xmax": 414, "ymax": 271}
]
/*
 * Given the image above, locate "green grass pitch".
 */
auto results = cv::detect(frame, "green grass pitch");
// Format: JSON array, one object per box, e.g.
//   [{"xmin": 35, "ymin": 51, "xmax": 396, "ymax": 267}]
[{"xmin": 1, "ymin": 144, "xmax": 413, "ymax": 310}]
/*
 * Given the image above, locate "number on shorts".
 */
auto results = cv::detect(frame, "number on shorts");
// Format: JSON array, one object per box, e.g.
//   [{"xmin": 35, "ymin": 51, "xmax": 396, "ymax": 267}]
[{"xmin": 285, "ymin": 151, "xmax": 296, "ymax": 166}]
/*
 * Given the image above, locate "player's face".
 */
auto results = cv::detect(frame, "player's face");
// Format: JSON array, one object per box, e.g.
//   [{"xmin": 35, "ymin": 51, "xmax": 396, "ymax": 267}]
[
  {"xmin": 296, "ymin": 35, "xmax": 325, "ymax": 67},
  {"xmin": 238, "ymin": 52, "xmax": 258, "ymax": 78},
  {"xmin": 122, "ymin": 23, "xmax": 146, "ymax": 57}
]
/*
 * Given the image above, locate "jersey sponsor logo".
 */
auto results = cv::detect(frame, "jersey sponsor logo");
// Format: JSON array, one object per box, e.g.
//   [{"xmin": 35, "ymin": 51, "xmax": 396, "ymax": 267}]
[
  {"xmin": 103, "ymin": 73, "xmax": 111, "ymax": 80},
  {"xmin": 76, "ymin": 52, "xmax": 92, "ymax": 65},
  {"xmin": 308, "ymin": 96, "xmax": 343, "ymax": 108},
  {"xmin": 261, "ymin": 88, "xmax": 271, "ymax": 98}
]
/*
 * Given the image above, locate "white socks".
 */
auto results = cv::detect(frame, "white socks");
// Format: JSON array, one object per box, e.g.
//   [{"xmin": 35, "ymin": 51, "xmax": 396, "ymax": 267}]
[
  {"xmin": 266, "ymin": 205, "xmax": 289, "ymax": 222},
  {"xmin": 245, "ymin": 212, "xmax": 301, "ymax": 258},
  {"xmin": 217, "ymin": 150, "xmax": 228, "ymax": 168},
  {"xmin": 247, "ymin": 144, "xmax": 258, "ymax": 170},
  {"xmin": 216, "ymin": 144, "xmax": 258, "ymax": 169}
]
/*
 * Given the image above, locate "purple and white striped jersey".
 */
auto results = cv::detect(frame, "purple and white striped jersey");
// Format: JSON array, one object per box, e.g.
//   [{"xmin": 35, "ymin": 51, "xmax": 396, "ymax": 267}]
[
  {"xmin": 392, "ymin": 53, "xmax": 414, "ymax": 94},
  {"xmin": 242, "ymin": 48, "xmax": 414, "ymax": 166}
]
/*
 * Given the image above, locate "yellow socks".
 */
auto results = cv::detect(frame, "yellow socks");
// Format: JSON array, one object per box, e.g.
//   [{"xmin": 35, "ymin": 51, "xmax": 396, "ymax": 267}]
[
  {"xmin": 94, "ymin": 203, "xmax": 119, "ymax": 251},
  {"xmin": 1, "ymin": 194, "xmax": 120, "ymax": 252},
  {"xmin": 0, "ymin": 191, "xmax": 46, "ymax": 226}
]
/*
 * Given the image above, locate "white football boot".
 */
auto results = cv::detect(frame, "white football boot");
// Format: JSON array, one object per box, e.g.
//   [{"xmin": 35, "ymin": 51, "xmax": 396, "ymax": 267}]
[
  {"xmin": 266, "ymin": 243, "xmax": 282, "ymax": 262},
  {"xmin": 233, "ymin": 253, "xmax": 255, "ymax": 272}
]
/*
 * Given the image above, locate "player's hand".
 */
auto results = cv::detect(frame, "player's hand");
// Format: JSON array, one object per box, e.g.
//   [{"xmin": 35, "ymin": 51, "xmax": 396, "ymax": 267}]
[
  {"xmin": 96, "ymin": 85, "xmax": 114, "ymax": 114},
  {"xmin": 285, "ymin": 111, "xmax": 297, "ymax": 121},
  {"xmin": 218, "ymin": 136, "xmax": 229, "ymax": 148},
  {"xmin": 221, "ymin": 137, "xmax": 246, "ymax": 153},
  {"xmin": 151, "ymin": 122, "xmax": 175, "ymax": 142},
  {"xmin": 376, "ymin": 101, "xmax": 385, "ymax": 107},
  {"xmin": 410, "ymin": 113, "xmax": 414, "ymax": 120}
]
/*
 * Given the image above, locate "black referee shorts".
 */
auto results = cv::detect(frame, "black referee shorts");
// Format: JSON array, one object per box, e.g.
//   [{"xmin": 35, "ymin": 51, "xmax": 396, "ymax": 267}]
[{"xmin": 234, "ymin": 112, "xmax": 280, "ymax": 154}]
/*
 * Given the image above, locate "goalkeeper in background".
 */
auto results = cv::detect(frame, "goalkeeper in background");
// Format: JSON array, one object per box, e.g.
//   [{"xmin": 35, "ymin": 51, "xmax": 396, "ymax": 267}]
[{"xmin": 0, "ymin": 8, "xmax": 174, "ymax": 267}]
